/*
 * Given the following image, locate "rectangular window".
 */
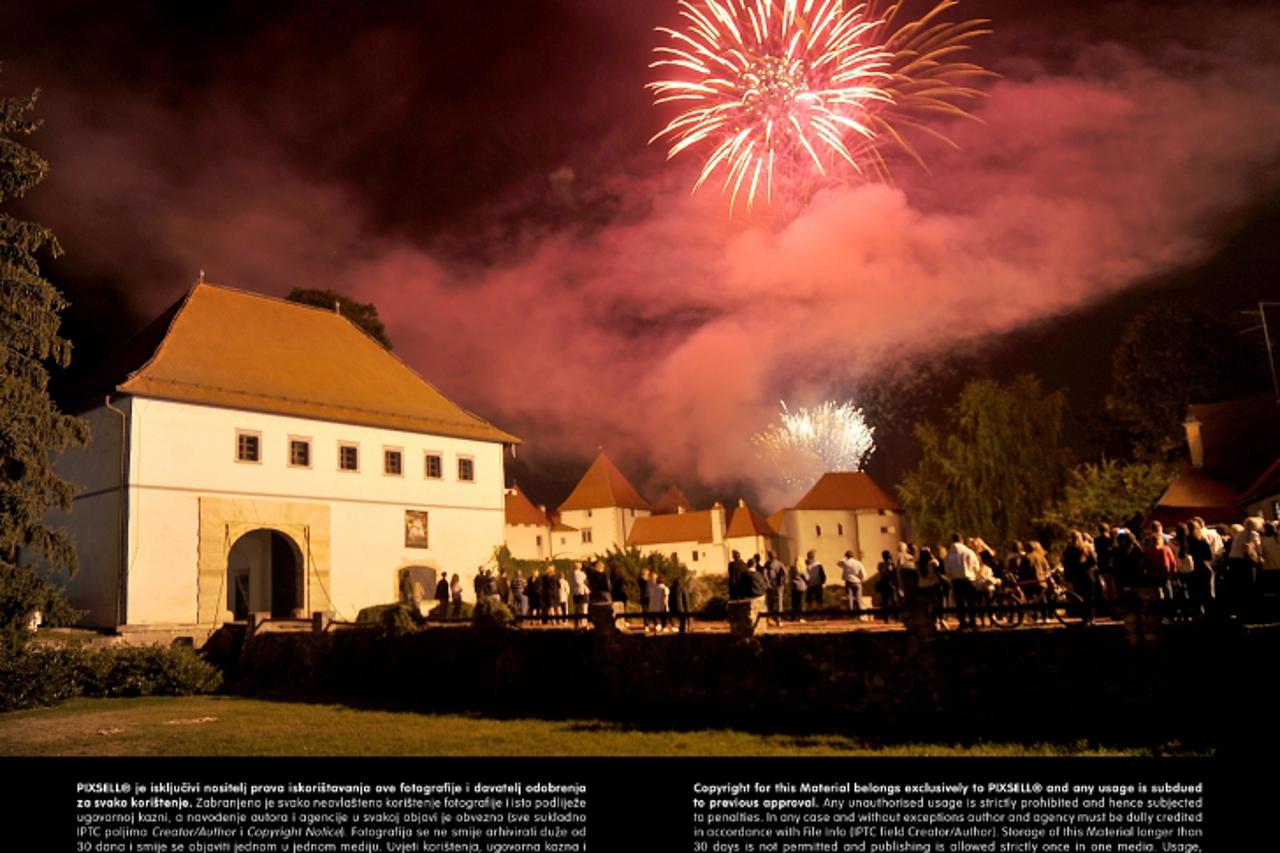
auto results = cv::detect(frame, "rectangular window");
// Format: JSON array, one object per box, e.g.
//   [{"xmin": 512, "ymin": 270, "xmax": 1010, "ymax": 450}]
[
  {"xmin": 424, "ymin": 453, "xmax": 443, "ymax": 479},
  {"xmin": 692, "ymin": 550, "xmax": 699, "ymax": 562},
  {"xmin": 384, "ymin": 448, "xmax": 403, "ymax": 476},
  {"xmin": 288, "ymin": 437, "xmax": 311, "ymax": 468},
  {"xmin": 837, "ymin": 523, "xmax": 844, "ymax": 536},
  {"xmin": 581, "ymin": 528, "xmax": 593, "ymax": 544},
  {"xmin": 815, "ymin": 525, "xmax": 822, "ymax": 537},
  {"xmin": 536, "ymin": 535, "xmax": 543, "ymax": 548},
  {"xmin": 458, "ymin": 456, "xmax": 475, "ymax": 482},
  {"xmin": 586, "ymin": 509, "xmax": 593, "ymax": 518},
  {"xmin": 339, "ymin": 443, "xmax": 360, "ymax": 472},
  {"xmin": 880, "ymin": 526, "xmax": 889, "ymax": 534},
  {"xmin": 235, "ymin": 430, "xmax": 261, "ymax": 463}
]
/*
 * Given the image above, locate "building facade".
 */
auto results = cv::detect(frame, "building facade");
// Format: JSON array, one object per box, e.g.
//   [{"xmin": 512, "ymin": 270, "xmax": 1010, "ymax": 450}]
[{"xmin": 46, "ymin": 283, "xmax": 517, "ymax": 641}]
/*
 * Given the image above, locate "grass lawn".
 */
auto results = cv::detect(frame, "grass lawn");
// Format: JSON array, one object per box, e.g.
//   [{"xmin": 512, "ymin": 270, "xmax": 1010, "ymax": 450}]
[{"xmin": 0, "ymin": 695, "xmax": 1153, "ymax": 757}]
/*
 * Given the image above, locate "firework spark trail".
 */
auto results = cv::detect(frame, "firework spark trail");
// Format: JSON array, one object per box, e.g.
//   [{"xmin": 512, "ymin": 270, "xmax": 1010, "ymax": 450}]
[
  {"xmin": 753, "ymin": 400, "xmax": 877, "ymax": 486},
  {"xmin": 648, "ymin": 0, "xmax": 992, "ymax": 213}
]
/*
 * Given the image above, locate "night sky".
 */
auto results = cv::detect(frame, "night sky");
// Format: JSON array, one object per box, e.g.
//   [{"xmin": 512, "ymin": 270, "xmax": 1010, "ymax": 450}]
[{"xmin": 3, "ymin": 0, "xmax": 1279, "ymax": 510}]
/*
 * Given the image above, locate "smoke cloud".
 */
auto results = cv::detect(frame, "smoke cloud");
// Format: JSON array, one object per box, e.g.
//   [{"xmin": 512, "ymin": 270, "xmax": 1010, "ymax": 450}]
[{"xmin": 16, "ymin": 3, "xmax": 1280, "ymax": 507}]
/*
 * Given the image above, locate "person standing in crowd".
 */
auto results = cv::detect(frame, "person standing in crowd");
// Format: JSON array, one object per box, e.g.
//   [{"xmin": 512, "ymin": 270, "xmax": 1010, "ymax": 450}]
[
  {"xmin": 791, "ymin": 557, "xmax": 808, "ymax": 619},
  {"xmin": 1094, "ymin": 524, "xmax": 1116, "ymax": 604},
  {"xmin": 639, "ymin": 568, "xmax": 653, "ymax": 631},
  {"xmin": 610, "ymin": 565, "xmax": 628, "ymax": 613},
  {"xmin": 1142, "ymin": 522, "xmax": 1178, "ymax": 602},
  {"xmin": 895, "ymin": 541, "xmax": 918, "ymax": 599},
  {"xmin": 1262, "ymin": 521, "xmax": 1280, "ymax": 596},
  {"xmin": 1186, "ymin": 519, "xmax": 1216, "ymax": 615},
  {"xmin": 1226, "ymin": 518, "xmax": 1265, "ymax": 618},
  {"xmin": 1061, "ymin": 530, "xmax": 1098, "ymax": 624},
  {"xmin": 727, "ymin": 551, "xmax": 746, "ymax": 596},
  {"xmin": 916, "ymin": 546, "xmax": 945, "ymax": 628},
  {"xmin": 558, "ymin": 572, "xmax": 571, "ymax": 621},
  {"xmin": 587, "ymin": 560, "xmax": 611, "ymax": 603},
  {"xmin": 649, "ymin": 571, "xmax": 670, "ymax": 632},
  {"xmin": 496, "ymin": 569, "xmax": 511, "ymax": 606},
  {"xmin": 571, "ymin": 562, "xmax": 590, "ymax": 627},
  {"xmin": 670, "ymin": 561, "xmax": 692, "ymax": 633},
  {"xmin": 434, "ymin": 572, "xmax": 451, "ymax": 620},
  {"xmin": 764, "ymin": 551, "xmax": 786, "ymax": 626},
  {"xmin": 449, "ymin": 572, "xmax": 463, "ymax": 619},
  {"xmin": 839, "ymin": 550, "xmax": 866, "ymax": 618},
  {"xmin": 542, "ymin": 566, "xmax": 561, "ymax": 624},
  {"xmin": 945, "ymin": 533, "xmax": 979, "ymax": 629},
  {"xmin": 806, "ymin": 551, "xmax": 827, "ymax": 609},
  {"xmin": 509, "ymin": 570, "xmax": 527, "ymax": 617}
]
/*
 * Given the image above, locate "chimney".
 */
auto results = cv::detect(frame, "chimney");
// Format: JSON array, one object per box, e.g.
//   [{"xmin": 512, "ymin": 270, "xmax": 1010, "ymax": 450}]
[
  {"xmin": 1184, "ymin": 416, "xmax": 1204, "ymax": 469},
  {"xmin": 710, "ymin": 501, "xmax": 725, "ymax": 544},
  {"xmin": 737, "ymin": 498, "xmax": 747, "ymax": 508},
  {"xmin": 677, "ymin": 506, "xmax": 686, "ymax": 514}
]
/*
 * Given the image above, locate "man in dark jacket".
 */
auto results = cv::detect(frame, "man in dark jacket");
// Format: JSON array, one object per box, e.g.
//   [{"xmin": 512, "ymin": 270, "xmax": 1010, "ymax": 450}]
[
  {"xmin": 670, "ymin": 560, "xmax": 693, "ymax": 633},
  {"xmin": 728, "ymin": 551, "xmax": 746, "ymax": 595},
  {"xmin": 434, "ymin": 574, "xmax": 450, "ymax": 620}
]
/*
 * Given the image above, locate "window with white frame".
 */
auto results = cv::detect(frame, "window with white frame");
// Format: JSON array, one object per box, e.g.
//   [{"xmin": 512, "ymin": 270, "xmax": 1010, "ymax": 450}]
[
  {"xmin": 384, "ymin": 448, "xmax": 403, "ymax": 476},
  {"xmin": 457, "ymin": 456, "xmax": 475, "ymax": 482},
  {"xmin": 236, "ymin": 430, "xmax": 261, "ymax": 463},
  {"xmin": 581, "ymin": 528, "xmax": 593, "ymax": 544},
  {"xmin": 338, "ymin": 443, "xmax": 360, "ymax": 472},
  {"xmin": 288, "ymin": 437, "xmax": 311, "ymax": 468},
  {"xmin": 424, "ymin": 452, "xmax": 443, "ymax": 479}
]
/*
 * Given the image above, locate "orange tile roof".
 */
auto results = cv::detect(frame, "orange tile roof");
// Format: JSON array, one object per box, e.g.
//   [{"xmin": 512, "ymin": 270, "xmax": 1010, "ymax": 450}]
[
  {"xmin": 115, "ymin": 283, "xmax": 518, "ymax": 444},
  {"xmin": 1240, "ymin": 457, "xmax": 1280, "ymax": 505},
  {"xmin": 793, "ymin": 472, "xmax": 902, "ymax": 511},
  {"xmin": 652, "ymin": 484, "xmax": 693, "ymax": 514},
  {"xmin": 725, "ymin": 502, "xmax": 778, "ymax": 538},
  {"xmin": 1149, "ymin": 467, "xmax": 1242, "ymax": 525},
  {"xmin": 627, "ymin": 510, "xmax": 717, "ymax": 546},
  {"xmin": 557, "ymin": 451, "xmax": 651, "ymax": 512},
  {"xmin": 505, "ymin": 485, "xmax": 550, "ymax": 527}
]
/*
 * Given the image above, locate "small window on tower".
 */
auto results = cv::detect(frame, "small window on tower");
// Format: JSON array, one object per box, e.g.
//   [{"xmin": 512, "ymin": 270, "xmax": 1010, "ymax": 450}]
[
  {"xmin": 458, "ymin": 456, "xmax": 475, "ymax": 482},
  {"xmin": 339, "ymin": 443, "xmax": 359, "ymax": 472},
  {"xmin": 424, "ymin": 453, "xmax": 443, "ymax": 479},
  {"xmin": 236, "ymin": 431, "xmax": 261, "ymax": 463},
  {"xmin": 288, "ymin": 438, "xmax": 311, "ymax": 468},
  {"xmin": 384, "ymin": 448, "xmax": 403, "ymax": 476}
]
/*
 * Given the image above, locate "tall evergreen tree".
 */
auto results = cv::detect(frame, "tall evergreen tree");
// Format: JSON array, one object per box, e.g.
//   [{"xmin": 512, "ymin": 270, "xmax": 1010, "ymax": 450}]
[{"xmin": 1, "ymin": 85, "xmax": 88, "ymax": 590}]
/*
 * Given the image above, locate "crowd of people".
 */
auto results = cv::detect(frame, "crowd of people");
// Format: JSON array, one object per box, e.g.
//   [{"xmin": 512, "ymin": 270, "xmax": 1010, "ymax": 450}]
[{"xmin": 423, "ymin": 515, "xmax": 1280, "ymax": 631}]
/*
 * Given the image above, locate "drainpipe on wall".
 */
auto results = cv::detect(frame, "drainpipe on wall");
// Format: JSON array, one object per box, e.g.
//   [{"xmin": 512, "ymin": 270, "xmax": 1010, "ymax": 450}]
[{"xmin": 104, "ymin": 395, "xmax": 129, "ymax": 629}]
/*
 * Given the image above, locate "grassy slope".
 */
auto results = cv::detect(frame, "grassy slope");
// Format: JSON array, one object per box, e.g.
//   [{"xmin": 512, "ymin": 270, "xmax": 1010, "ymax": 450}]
[{"xmin": 0, "ymin": 696, "xmax": 1147, "ymax": 757}]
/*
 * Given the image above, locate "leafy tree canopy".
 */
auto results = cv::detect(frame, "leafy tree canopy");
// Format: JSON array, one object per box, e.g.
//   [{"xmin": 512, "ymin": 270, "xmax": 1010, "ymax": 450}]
[
  {"xmin": 897, "ymin": 374, "xmax": 1068, "ymax": 547},
  {"xmin": 286, "ymin": 288, "xmax": 393, "ymax": 350},
  {"xmin": 1104, "ymin": 301, "xmax": 1270, "ymax": 459},
  {"xmin": 1039, "ymin": 458, "xmax": 1176, "ymax": 538}
]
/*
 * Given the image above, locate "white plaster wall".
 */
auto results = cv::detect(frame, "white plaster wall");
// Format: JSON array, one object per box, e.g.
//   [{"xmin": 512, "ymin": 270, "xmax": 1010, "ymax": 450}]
[
  {"xmin": 117, "ymin": 398, "xmax": 507, "ymax": 623},
  {"xmin": 45, "ymin": 403, "xmax": 129, "ymax": 627},
  {"xmin": 634, "ymin": 540, "xmax": 726, "ymax": 575},
  {"xmin": 505, "ymin": 523, "xmax": 549, "ymax": 560}
]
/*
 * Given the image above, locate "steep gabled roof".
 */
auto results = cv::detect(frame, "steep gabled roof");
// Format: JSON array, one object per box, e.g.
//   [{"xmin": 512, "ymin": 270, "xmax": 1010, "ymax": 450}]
[
  {"xmin": 793, "ymin": 472, "xmax": 902, "ymax": 512},
  {"xmin": 107, "ymin": 283, "xmax": 517, "ymax": 443},
  {"xmin": 505, "ymin": 485, "xmax": 551, "ymax": 527},
  {"xmin": 1239, "ymin": 457, "xmax": 1280, "ymax": 506},
  {"xmin": 725, "ymin": 501, "xmax": 778, "ymax": 538},
  {"xmin": 1150, "ymin": 466, "xmax": 1241, "ymax": 525},
  {"xmin": 627, "ymin": 510, "xmax": 716, "ymax": 546},
  {"xmin": 557, "ymin": 452, "xmax": 651, "ymax": 512},
  {"xmin": 652, "ymin": 484, "xmax": 693, "ymax": 515}
]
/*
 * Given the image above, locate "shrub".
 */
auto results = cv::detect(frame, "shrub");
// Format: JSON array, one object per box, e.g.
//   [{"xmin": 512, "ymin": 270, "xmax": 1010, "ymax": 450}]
[
  {"xmin": 472, "ymin": 598, "xmax": 516, "ymax": 631},
  {"xmin": 378, "ymin": 604, "xmax": 426, "ymax": 637},
  {"xmin": 0, "ymin": 563, "xmax": 83, "ymax": 652},
  {"xmin": 0, "ymin": 643, "xmax": 222, "ymax": 711}
]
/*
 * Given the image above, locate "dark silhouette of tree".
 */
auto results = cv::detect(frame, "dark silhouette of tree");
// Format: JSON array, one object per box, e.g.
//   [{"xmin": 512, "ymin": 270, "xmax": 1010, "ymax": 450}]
[
  {"xmin": 1, "ymin": 84, "xmax": 88, "ymax": 646},
  {"xmin": 286, "ymin": 288, "xmax": 393, "ymax": 349}
]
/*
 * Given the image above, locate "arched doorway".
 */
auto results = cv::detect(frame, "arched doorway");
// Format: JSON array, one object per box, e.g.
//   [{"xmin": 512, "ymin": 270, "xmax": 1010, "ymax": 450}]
[{"xmin": 226, "ymin": 528, "xmax": 304, "ymax": 619}]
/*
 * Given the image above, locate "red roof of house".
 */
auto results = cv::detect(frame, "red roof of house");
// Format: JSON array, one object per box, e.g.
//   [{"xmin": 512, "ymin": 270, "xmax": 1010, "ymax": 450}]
[
  {"xmin": 793, "ymin": 472, "xmax": 902, "ymax": 511},
  {"xmin": 725, "ymin": 501, "xmax": 778, "ymax": 538},
  {"xmin": 627, "ymin": 509, "xmax": 718, "ymax": 546},
  {"xmin": 84, "ymin": 283, "xmax": 518, "ymax": 443},
  {"xmin": 1239, "ymin": 457, "xmax": 1280, "ymax": 506},
  {"xmin": 557, "ymin": 452, "xmax": 651, "ymax": 512},
  {"xmin": 1149, "ymin": 468, "xmax": 1241, "ymax": 525},
  {"xmin": 505, "ymin": 485, "xmax": 550, "ymax": 527}
]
